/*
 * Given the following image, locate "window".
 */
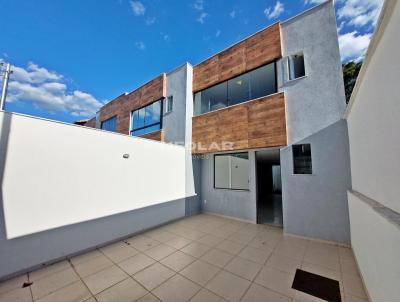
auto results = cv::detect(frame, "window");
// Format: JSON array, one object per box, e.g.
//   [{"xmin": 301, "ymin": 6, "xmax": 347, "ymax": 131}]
[
  {"xmin": 131, "ymin": 100, "xmax": 162, "ymax": 136},
  {"xmin": 165, "ymin": 96, "xmax": 173, "ymax": 113},
  {"xmin": 101, "ymin": 116, "xmax": 117, "ymax": 132},
  {"xmin": 288, "ymin": 53, "xmax": 305, "ymax": 80},
  {"xmin": 214, "ymin": 153, "xmax": 249, "ymax": 190},
  {"xmin": 194, "ymin": 62, "xmax": 277, "ymax": 115},
  {"xmin": 292, "ymin": 144, "xmax": 312, "ymax": 174}
]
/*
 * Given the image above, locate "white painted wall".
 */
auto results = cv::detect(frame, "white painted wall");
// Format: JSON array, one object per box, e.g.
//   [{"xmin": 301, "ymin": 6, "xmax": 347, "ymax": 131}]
[{"xmin": 0, "ymin": 111, "xmax": 188, "ymax": 239}]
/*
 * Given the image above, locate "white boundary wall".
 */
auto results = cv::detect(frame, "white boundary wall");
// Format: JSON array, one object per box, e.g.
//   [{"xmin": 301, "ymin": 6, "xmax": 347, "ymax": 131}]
[{"xmin": 0, "ymin": 111, "xmax": 188, "ymax": 239}]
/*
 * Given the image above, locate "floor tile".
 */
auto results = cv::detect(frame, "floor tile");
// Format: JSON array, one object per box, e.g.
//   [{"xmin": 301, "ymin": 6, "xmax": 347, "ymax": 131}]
[
  {"xmin": 241, "ymin": 283, "xmax": 292, "ymax": 302},
  {"xmin": 133, "ymin": 263, "xmax": 175, "ymax": 290},
  {"xmin": 200, "ymin": 249, "xmax": 234, "ymax": 268},
  {"xmin": 152, "ymin": 275, "xmax": 200, "ymax": 302},
  {"xmin": 164, "ymin": 236, "xmax": 192, "ymax": 249},
  {"xmin": 238, "ymin": 246, "xmax": 272, "ymax": 264},
  {"xmin": 144, "ymin": 230, "xmax": 178, "ymax": 243},
  {"xmin": 254, "ymin": 266, "xmax": 296, "ymax": 298},
  {"xmin": 227, "ymin": 232, "xmax": 254, "ymax": 245},
  {"xmin": 118, "ymin": 253, "xmax": 155, "ymax": 275},
  {"xmin": 206, "ymin": 271, "xmax": 250, "ymax": 302},
  {"xmin": 136, "ymin": 293, "xmax": 161, "ymax": 302},
  {"xmin": 35, "ymin": 281, "xmax": 91, "ymax": 302},
  {"xmin": 301, "ymin": 262, "xmax": 341, "ymax": 282},
  {"xmin": 29, "ymin": 261, "xmax": 71, "ymax": 282},
  {"xmin": 224, "ymin": 256, "xmax": 263, "ymax": 281},
  {"xmin": 160, "ymin": 251, "xmax": 196, "ymax": 272},
  {"xmin": 0, "ymin": 287, "xmax": 32, "ymax": 302},
  {"xmin": 31, "ymin": 267, "xmax": 79, "ymax": 300},
  {"xmin": 344, "ymin": 293, "xmax": 368, "ymax": 302},
  {"xmin": 144, "ymin": 244, "xmax": 176, "ymax": 261},
  {"xmin": 215, "ymin": 240, "xmax": 245, "ymax": 255},
  {"xmin": 304, "ymin": 245, "xmax": 340, "ymax": 272},
  {"xmin": 274, "ymin": 240, "xmax": 307, "ymax": 261},
  {"xmin": 95, "ymin": 278, "xmax": 147, "ymax": 302},
  {"xmin": 82, "ymin": 265, "xmax": 128, "ymax": 295},
  {"xmin": 73, "ymin": 255, "xmax": 114, "ymax": 278},
  {"xmin": 180, "ymin": 260, "xmax": 220, "ymax": 286},
  {"xmin": 181, "ymin": 242, "xmax": 211, "ymax": 258},
  {"xmin": 293, "ymin": 290, "xmax": 327, "ymax": 302},
  {"xmin": 70, "ymin": 250, "xmax": 103, "ymax": 266},
  {"xmin": 248, "ymin": 235, "xmax": 279, "ymax": 251},
  {"xmin": 189, "ymin": 288, "xmax": 225, "ymax": 302},
  {"xmin": 342, "ymin": 273, "xmax": 367, "ymax": 299},
  {"xmin": 100, "ymin": 242, "xmax": 139, "ymax": 263},
  {"xmin": 0, "ymin": 274, "xmax": 28, "ymax": 295},
  {"xmin": 340, "ymin": 256, "xmax": 360, "ymax": 277},
  {"xmin": 196, "ymin": 234, "xmax": 223, "ymax": 247},
  {"xmin": 266, "ymin": 253, "xmax": 302, "ymax": 274},
  {"xmin": 125, "ymin": 236, "xmax": 160, "ymax": 252}
]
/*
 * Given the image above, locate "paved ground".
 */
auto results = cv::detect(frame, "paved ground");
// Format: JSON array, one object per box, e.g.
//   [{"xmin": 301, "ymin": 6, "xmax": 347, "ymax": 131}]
[{"xmin": 0, "ymin": 214, "xmax": 368, "ymax": 302}]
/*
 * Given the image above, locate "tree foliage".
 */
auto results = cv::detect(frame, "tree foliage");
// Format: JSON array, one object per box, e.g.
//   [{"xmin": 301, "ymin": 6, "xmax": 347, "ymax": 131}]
[{"xmin": 343, "ymin": 61, "xmax": 363, "ymax": 103}]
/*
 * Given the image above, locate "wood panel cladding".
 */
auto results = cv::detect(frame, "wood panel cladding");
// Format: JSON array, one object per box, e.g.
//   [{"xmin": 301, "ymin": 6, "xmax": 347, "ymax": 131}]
[
  {"xmin": 193, "ymin": 23, "xmax": 281, "ymax": 92},
  {"xmin": 192, "ymin": 92, "xmax": 286, "ymax": 154},
  {"xmin": 98, "ymin": 74, "xmax": 166, "ymax": 135},
  {"xmin": 139, "ymin": 129, "xmax": 164, "ymax": 142}
]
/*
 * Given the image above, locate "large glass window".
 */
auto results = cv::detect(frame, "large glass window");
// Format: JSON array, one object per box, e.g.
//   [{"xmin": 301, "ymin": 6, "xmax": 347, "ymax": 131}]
[
  {"xmin": 194, "ymin": 62, "xmax": 277, "ymax": 115},
  {"xmin": 101, "ymin": 116, "xmax": 117, "ymax": 132},
  {"xmin": 131, "ymin": 100, "xmax": 162, "ymax": 137},
  {"xmin": 214, "ymin": 153, "xmax": 249, "ymax": 190}
]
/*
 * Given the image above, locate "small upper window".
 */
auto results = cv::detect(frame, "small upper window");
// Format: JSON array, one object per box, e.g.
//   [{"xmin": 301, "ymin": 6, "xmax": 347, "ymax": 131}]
[
  {"xmin": 288, "ymin": 53, "xmax": 305, "ymax": 80},
  {"xmin": 165, "ymin": 96, "xmax": 173, "ymax": 113},
  {"xmin": 292, "ymin": 144, "xmax": 312, "ymax": 174},
  {"xmin": 101, "ymin": 116, "xmax": 117, "ymax": 132}
]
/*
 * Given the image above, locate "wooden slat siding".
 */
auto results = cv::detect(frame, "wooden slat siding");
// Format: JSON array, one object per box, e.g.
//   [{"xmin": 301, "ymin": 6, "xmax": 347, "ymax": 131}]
[
  {"xmin": 84, "ymin": 117, "xmax": 96, "ymax": 128},
  {"xmin": 193, "ymin": 23, "xmax": 281, "ymax": 92},
  {"xmin": 139, "ymin": 129, "xmax": 164, "ymax": 142},
  {"xmin": 98, "ymin": 74, "xmax": 166, "ymax": 135},
  {"xmin": 192, "ymin": 92, "xmax": 287, "ymax": 154}
]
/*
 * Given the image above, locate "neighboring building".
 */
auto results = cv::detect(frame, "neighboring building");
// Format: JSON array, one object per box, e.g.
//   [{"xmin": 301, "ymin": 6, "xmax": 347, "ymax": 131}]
[{"xmin": 84, "ymin": 0, "xmax": 350, "ymax": 243}]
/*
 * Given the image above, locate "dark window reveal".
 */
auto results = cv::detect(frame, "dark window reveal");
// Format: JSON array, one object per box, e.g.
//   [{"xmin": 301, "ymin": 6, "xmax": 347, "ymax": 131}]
[
  {"xmin": 293, "ymin": 144, "xmax": 312, "ymax": 174},
  {"xmin": 131, "ymin": 100, "xmax": 162, "ymax": 137},
  {"xmin": 288, "ymin": 54, "xmax": 306, "ymax": 80},
  {"xmin": 194, "ymin": 62, "xmax": 277, "ymax": 115},
  {"xmin": 101, "ymin": 116, "xmax": 117, "ymax": 132}
]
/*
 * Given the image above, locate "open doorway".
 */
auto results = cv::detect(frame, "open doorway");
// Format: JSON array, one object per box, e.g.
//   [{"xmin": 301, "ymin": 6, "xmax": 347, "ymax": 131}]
[{"xmin": 256, "ymin": 149, "xmax": 283, "ymax": 226}]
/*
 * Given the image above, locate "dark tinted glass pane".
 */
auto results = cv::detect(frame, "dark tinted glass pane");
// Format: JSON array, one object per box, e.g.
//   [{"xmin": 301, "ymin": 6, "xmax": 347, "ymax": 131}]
[
  {"xmin": 132, "ymin": 123, "xmax": 160, "ymax": 137},
  {"xmin": 249, "ymin": 63, "xmax": 276, "ymax": 99},
  {"xmin": 228, "ymin": 73, "xmax": 250, "ymax": 106},
  {"xmin": 202, "ymin": 82, "xmax": 228, "ymax": 112},
  {"xmin": 194, "ymin": 92, "xmax": 203, "ymax": 115},
  {"xmin": 101, "ymin": 117, "xmax": 116, "ymax": 132},
  {"xmin": 293, "ymin": 55, "xmax": 305, "ymax": 78},
  {"xmin": 293, "ymin": 144, "xmax": 312, "ymax": 174},
  {"xmin": 145, "ymin": 101, "xmax": 161, "ymax": 125},
  {"xmin": 132, "ymin": 108, "xmax": 145, "ymax": 129}
]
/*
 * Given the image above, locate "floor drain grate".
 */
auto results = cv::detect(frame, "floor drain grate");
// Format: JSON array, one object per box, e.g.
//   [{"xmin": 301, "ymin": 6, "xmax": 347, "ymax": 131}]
[{"xmin": 292, "ymin": 269, "xmax": 341, "ymax": 302}]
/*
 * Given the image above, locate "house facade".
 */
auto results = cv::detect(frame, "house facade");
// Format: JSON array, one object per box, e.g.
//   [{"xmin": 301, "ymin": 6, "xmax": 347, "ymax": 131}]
[{"xmin": 85, "ymin": 1, "xmax": 350, "ymax": 244}]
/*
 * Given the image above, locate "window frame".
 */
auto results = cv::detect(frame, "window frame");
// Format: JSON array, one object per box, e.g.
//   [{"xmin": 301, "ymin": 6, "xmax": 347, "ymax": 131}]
[
  {"xmin": 194, "ymin": 61, "xmax": 278, "ymax": 116},
  {"xmin": 165, "ymin": 95, "xmax": 173, "ymax": 114},
  {"xmin": 100, "ymin": 115, "xmax": 117, "ymax": 132},
  {"xmin": 130, "ymin": 99, "xmax": 163, "ymax": 136},
  {"xmin": 287, "ymin": 53, "xmax": 306, "ymax": 81},
  {"xmin": 213, "ymin": 152, "xmax": 250, "ymax": 191},
  {"xmin": 292, "ymin": 144, "xmax": 313, "ymax": 175}
]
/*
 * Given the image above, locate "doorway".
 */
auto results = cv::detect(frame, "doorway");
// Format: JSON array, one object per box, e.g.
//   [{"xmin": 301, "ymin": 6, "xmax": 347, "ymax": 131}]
[{"xmin": 256, "ymin": 149, "xmax": 283, "ymax": 226}]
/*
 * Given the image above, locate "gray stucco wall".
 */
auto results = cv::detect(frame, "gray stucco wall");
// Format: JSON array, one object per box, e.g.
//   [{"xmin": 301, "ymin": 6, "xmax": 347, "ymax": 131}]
[
  {"xmin": 281, "ymin": 119, "xmax": 351, "ymax": 244},
  {"xmin": 279, "ymin": 0, "xmax": 346, "ymax": 144},
  {"xmin": 0, "ymin": 198, "xmax": 185, "ymax": 280},
  {"xmin": 201, "ymin": 151, "xmax": 257, "ymax": 222}
]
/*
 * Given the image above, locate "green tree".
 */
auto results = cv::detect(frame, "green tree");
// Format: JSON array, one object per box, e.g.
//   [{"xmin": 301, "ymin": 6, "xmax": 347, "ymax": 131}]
[{"xmin": 343, "ymin": 61, "xmax": 363, "ymax": 103}]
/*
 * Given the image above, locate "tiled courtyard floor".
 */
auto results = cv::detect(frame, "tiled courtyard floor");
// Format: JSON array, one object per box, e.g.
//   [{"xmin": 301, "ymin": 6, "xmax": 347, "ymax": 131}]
[{"xmin": 0, "ymin": 214, "xmax": 368, "ymax": 302}]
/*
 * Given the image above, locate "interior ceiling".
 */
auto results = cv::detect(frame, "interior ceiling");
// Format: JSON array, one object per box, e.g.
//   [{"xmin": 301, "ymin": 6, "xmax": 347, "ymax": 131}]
[{"xmin": 256, "ymin": 149, "xmax": 280, "ymax": 163}]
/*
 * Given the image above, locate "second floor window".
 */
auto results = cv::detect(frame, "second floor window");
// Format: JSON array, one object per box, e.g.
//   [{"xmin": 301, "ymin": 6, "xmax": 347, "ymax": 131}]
[
  {"xmin": 131, "ymin": 100, "xmax": 162, "ymax": 136},
  {"xmin": 101, "ymin": 116, "xmax": 117, "ymax": 132},
  {"xmin": 194, "ymin": 61, "xmax": 277, "ymax": 116}
]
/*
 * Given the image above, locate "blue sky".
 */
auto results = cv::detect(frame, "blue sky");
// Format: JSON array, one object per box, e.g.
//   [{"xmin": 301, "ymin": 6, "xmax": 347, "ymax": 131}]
[{"xmin": 0, "ymin": 0, "xmax": 383, "ymax": 123}]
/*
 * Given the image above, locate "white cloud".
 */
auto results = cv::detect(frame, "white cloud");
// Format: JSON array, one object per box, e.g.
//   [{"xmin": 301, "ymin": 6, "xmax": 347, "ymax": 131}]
[
  {"xmin": 338, "ymin": 31, "xmax": 372, "ymax": 61},
  {"xmin": 197, "ymin": 12, "xmax": 208, "ymax": 24},
  {"xmin": 215, "ymin": 30, "xmax": 221, "ymax": 37},
  {"xmin": 337, "ymin": 0, "xmax": 383, "ymax": 27},
  {"xmin": 193, "ymin": 0, "xmax": 204, "ymax": 11},
  {"xmin": 130, "ymin": 1, "xmax": 145, "ymax": 16},
  {"xmin": 163, "ymin": 34, "xmax": 170, "ymax": 42},
  {"xmin": 135, "ymin": 41, "xmax": 146, "ymax": 50},
  {"xmin": 145, "ymin": 16, "xmax": 156, "ymax": 25},
  {"xmin": 229, "ymin": 10, "xmax": 236, "ymax": 18},
  {"xmin": 5, "ymin": 61, "xmax": 103, "ymax": 117},
  {"xmin": 264, "ymin": 1, "xmax": 284, "ymax": 19},
  {"xmin": 304, "ymin": 0, "xmax": 326, "ymax": 4}
]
